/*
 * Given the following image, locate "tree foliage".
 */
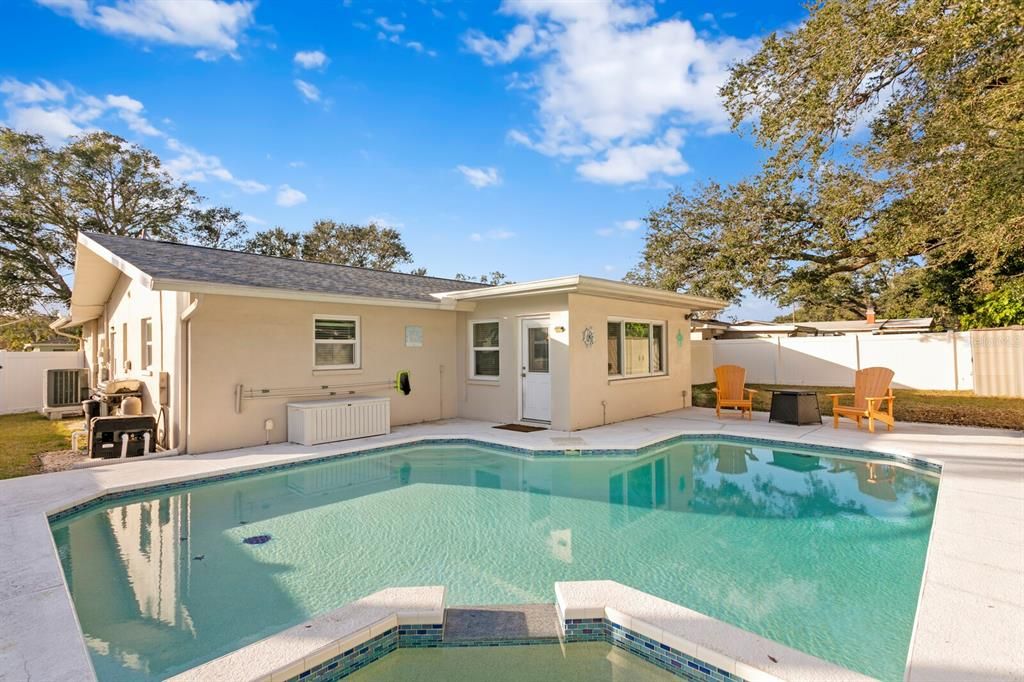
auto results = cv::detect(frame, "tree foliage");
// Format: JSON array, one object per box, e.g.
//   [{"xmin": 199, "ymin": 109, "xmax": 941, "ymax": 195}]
[
  {"xmin": 454, "ymin": 271, "xmax": 512, "ymax": 285},
  {"xmin": 0, "ymin": 314, "xmax": 73, "ymax": 351},
  {"xmin": 243, "ymin": 221, "xmax": 414, "ymax": 271},
  {"xmin": 243, "ymin": 227, "xmax": 303, "ymax": 259},
  {"xmin": 959, "ymin": 277, "xmax": 1024, "ymax": 329},
  {"xmin": 630, "ymin": 0, "xmax": 1024, "ymax": 325},
  {"xmin": 0, "ymin": 128, "xmax": 248, "ymax": 315}
]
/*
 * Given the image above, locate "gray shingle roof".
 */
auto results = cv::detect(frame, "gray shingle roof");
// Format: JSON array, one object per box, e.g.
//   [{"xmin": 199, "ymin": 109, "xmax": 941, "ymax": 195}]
[{"xmin": 83, "ymin": 232, "xmax": 489, "ymax": 302}]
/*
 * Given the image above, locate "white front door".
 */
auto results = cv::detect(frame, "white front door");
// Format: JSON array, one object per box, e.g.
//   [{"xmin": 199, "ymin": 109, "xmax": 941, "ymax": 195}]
[{"xmin": 521, "ymin": 318, "xmax": 551, "ymax": 422}]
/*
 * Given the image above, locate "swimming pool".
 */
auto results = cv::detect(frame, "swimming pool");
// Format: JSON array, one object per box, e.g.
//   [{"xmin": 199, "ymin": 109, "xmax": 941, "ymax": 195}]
[{"xmin": 50, "ymin": 439, "xmax": 938, "ymax": 681}]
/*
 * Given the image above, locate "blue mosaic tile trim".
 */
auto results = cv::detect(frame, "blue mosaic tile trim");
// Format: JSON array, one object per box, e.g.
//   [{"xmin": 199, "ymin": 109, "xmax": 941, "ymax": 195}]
[
  {"xmin": 284, "ymin": 627, "xmax": 398, "ymax": 682},
  {"xmin": 397, "ymin": 623, "xmax": 444, "ymax": 648},
  {"xmin": 563, "ymin": 618, "xmax": 749, "ymax": 682},
  {"xmin": 47, "ymin": 432, "xmax": 940, "ymax": 523}
]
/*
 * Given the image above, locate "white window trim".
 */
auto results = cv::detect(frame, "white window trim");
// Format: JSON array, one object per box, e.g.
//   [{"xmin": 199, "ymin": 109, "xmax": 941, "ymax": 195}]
[
  {"xmin": 607, "ymin": 317, "xmax": 668, "ymax": 380},
  {"xmin": 141, "ymin": 318, "xmax": 154, "ymax": 370},
  {"xmin": 313, "ymin": 315, "xmax": 361, "ymax": 370},
  {"xmin": 469, "ymin": 319, "xmax": 501, "ymax": 381}
]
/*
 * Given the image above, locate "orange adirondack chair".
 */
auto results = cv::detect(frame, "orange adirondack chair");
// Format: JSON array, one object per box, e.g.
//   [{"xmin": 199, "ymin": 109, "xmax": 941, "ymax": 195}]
[
  {"xmin": 713, "ymin": 365, "xmax": 757, "ymax": 420},
  {"xmin": 828, "ymin": 367, "xmax": 896, "ymax": 433}
]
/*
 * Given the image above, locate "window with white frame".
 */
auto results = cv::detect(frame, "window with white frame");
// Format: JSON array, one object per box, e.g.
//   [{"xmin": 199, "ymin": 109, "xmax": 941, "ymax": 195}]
[
  {"xmin": 470, "ymin": 320, "xmax": 500, "ymax": 379},
  {"xmin": 607, "ymin": 319, "xmax": 665, "ymax": 377},
  {"xmin": 313, "ymin": 316, "xmax": 360, "ymax": 369},
  {"xmin": 141, "ymin": 318, "xmax": 153, "ymax": 369}
]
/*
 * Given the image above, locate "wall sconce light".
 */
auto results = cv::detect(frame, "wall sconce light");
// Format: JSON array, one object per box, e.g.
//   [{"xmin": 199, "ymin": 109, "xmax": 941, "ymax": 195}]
[{"xmin": 554, "ymin": 325, "xmax": 566, "ymax": 333}]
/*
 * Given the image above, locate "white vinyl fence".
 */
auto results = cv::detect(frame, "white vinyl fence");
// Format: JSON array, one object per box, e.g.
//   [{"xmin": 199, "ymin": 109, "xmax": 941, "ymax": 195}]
[
  {"xmin": 0, "ymin": 350, "xmax": 85, "ymax": 415},
  {"xmin": 692, "ymin": 331, "xmax": 1001, "ymax": 393}
]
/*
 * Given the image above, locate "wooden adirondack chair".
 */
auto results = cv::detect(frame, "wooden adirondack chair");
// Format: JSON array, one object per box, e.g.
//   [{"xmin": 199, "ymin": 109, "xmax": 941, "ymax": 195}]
[
  {"xmin": 713, "ymin": 365, "xmax": 757, "ymax": 420},
  {"xmin": 828, "ymin": 367, "xmax": 896, "ymax": 433}
]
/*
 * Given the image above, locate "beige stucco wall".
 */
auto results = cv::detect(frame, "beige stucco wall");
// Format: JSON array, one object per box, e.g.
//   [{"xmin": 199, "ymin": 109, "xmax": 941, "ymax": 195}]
[
  {"xmin": 455, "ymin": 293, "xmax": 571, "ymax": 431},
  {"xmin": 568, "ymin": 293, "xmax": 692, "ymax": 431},
  {"xmin": 186, "ymin": 295, "xmax": 459, "ymax": 454},
  {"xmin": 82, "ymin": 274, "xmax": 185, "ymax": 448},
  {"xmin": 80, "ymin": 268, "xmax": 699, "ymax": 453}
]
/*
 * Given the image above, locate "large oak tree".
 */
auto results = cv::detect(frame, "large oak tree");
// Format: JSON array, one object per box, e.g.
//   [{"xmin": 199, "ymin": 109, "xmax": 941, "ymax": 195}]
[
  {"xmin": 630, "ymin": 0, "xmax": 1023, "ymax": 325},
  {"xmin": 0, "ymin": 128, "xmax": 246, "ymax": 315}
]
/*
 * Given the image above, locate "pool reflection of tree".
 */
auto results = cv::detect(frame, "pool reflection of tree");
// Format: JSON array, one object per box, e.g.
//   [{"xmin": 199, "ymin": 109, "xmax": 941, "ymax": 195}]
[{"xmin": 685, "ymin": 444, "xmax": 938, "ymax": 519}]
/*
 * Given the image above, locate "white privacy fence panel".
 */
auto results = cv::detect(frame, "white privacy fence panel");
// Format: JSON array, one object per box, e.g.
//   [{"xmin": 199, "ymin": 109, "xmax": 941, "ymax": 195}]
[
  {"xmin": 971, "ymin": 328, "xmax": 1024, "ymax": 397},
  {"xmin": 858, "ymin": 333, "xmax": 972, "ymax": 390},
  {"xmin": 690, "ymin": 331, "xmax": 1012, "ymax": 392},
  {"xmin": 779, "ymin": 336, "xmax": 860, "ymax": 386},
  {"xmin": 710, "ymin": 339, "xmax": 780, "ymax": 384},
  {"xmin": 0, "ymin": 350, "xmax": 86, "ymax": 415},
  {"xmin": 691, "ymin": 341, "xmax": 715, "ymax": 385}
]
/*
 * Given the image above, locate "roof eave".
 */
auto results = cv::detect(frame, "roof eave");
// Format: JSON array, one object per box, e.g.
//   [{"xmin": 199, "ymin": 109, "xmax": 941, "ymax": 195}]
[{"xmin": 434, "ymin": 274, "xmax": 726, "ymax": 311}]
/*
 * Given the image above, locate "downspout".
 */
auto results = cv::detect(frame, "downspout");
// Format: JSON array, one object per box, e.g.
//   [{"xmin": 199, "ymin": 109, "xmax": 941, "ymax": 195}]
[{"xmin": 180, "ymin": 295, "xmax": 203, "ymax": 455}]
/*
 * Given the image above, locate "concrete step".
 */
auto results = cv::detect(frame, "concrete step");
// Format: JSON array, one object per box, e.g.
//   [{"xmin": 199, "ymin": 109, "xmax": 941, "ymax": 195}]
[{"xmin": 443, "ymin": 604, "xmax": 561, "ymax": 643}]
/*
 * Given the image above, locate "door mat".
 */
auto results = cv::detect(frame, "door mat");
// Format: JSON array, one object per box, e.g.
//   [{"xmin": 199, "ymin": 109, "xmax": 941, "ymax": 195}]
[{"xmin": 493, "ymin": 423, "xmax": 547, "ymax": 433}]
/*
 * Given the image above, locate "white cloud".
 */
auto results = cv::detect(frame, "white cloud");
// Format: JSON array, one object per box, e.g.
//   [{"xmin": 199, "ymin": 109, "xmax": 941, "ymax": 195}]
[
  {"xmin": 287, "ymin": 160, "xmax": 306, "ymax": 168},
  {"xmin": 463, "ymin": 24, "xmax": 534, "ymax": 65},
  {"xmin": 294, "ymin": 49, "xmax": 328, "ymax": 69},
  {"xmin": 597, "ymin": 218, "xmax": 645, "ymax": 237},
  {"xmin": 577, "ymin": 135, "xmax": 690, "ymax": 184},
  {"xmin": 0, "ymin": 78, "xmax": 67, "ymax": 104},
  {"xmin": 164, "ymin": 138, "xmax": 268, "ymax": 193},
  {"xmin": 105, "ymin": 93, "xmax": 161, "ymax": 135},
  {"xmin": 465, "ymin": 0, "xmax": 756, "ymax": 184},
  {"xmin": 2, "ymin": 77, "xmax": 269, "ymax": 194},
  {"xmin": 456, "ymin": 165, "xmax": 501, "ymax": 189},
  {"xmin": 469, "ymin": 229, "xmax": 515, "ymax": 241},
  {"xmin": 276, "ymin": 184, "xmax": 307, "ymax": 207},
  {"xmin": 293, "ymin": 79, "xmax": 320, "ymax": 103},
  {"xmin": 366, "ymin": 214, "xmax": 404, "ymax": 229},
  {"xmin": 36, "ymin": 0, "xmax": 257, "ymax": 60},
  {"xmin": 603, "ymin": 264, "xmax": 617, "ymax": 272},
  {"xmin": 241, "ymin": 213, "xmax": 267, "ymax": 225},
  {"xmin": 7, "ymin": 107, "xmax": 86, "ymax": 142},
  {"xmin": 0, "ymin": 77, "xmax": 124, "ymax": 143},
  {"xmin": 375, "ymin": 17, "xmax": 405, "ymax": 33}
]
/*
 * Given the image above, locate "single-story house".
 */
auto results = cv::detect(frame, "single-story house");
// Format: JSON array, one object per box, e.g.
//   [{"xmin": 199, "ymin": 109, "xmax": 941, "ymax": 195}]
[{"xmin": 58, "ymin": 232, "xmax": 724, "ymax": 454}]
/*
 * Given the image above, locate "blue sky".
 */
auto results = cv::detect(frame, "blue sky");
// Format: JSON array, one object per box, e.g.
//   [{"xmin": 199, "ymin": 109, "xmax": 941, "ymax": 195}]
[{"xmin": 1, "ymin": 0, "xmax": 808, "ymax": 319}]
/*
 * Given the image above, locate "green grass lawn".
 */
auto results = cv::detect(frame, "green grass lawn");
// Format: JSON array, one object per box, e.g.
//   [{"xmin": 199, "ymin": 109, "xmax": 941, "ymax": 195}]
[
  {"xmin": 0, "ymin": 412, "xmax": 75, "ymax": 480},
  {"xmin": 692, "ymin": 383, "xmax": 1024, "ymax": 430}
]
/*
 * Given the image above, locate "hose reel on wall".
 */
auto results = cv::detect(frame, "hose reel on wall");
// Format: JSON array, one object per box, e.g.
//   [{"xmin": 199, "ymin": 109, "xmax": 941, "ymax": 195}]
[{"xmin": 395, "ymin": 370, "xmax": 411, "ymax": 395}]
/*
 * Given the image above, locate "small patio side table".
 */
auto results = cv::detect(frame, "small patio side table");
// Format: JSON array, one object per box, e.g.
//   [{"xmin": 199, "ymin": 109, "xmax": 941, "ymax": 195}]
[{"xmin": 768, "ymin": 390, "xmax": 822, "ymax": 426}]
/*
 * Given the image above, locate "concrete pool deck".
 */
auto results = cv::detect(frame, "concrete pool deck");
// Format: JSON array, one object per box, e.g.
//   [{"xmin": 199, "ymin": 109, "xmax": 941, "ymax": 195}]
[{"xmin": 0, "ymin": 407, "xmax": 1021, "ymax": 681}]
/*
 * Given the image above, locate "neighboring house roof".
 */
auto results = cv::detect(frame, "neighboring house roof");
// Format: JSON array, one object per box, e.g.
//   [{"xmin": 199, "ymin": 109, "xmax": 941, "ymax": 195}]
[
  {"xmin": 693, "ymin": 317, "xmax": 934, "ymax": 337},
  {"xmin": 64, "ymin": 232, "xmax": 727, "ymax": 327},
  {"xmin": 796, "ymin": 318, "xmax": 933, "ymax": 334},
  {"xmin": 81, "ymin": 232, "xmax": 489, "ymax": 303}
]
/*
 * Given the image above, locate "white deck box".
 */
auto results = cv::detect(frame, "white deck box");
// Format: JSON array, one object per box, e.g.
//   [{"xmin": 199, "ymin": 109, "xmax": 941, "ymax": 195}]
[{"xmin": 286, "ymin": 396, "xmax": 391, "ymax": 446}]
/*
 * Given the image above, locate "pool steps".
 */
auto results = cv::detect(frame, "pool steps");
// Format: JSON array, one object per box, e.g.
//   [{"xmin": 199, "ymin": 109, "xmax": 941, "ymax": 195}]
[{"xmin": 168, "ymin": 582, "xmax": 875, "ymax": 682}]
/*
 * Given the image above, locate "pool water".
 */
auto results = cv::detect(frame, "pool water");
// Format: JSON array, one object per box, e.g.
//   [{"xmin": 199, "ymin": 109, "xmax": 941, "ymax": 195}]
[
  {"xmin": 50, "ymin": 440, "xmax": 939, "ymax": 681},
  {"xmin": 345, "ymin": 642, "xmax": 677, "ymax": 681}
]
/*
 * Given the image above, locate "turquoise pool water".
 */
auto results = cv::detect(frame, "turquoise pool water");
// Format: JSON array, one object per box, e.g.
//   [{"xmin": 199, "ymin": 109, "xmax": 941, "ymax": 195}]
[{"xmin": 50, "ymin": 440, "xmax": 938, "ymax": 681}]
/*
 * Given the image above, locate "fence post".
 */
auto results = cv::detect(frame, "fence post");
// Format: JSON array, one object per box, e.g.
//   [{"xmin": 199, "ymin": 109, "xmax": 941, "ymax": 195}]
[
  {"xmin": 951, "ymin": 330, "xmax": 959, "ymax": 391},
  {"xmin": 855, "ymin": 335, "xmax": 861, "ymax": 371},
  {"xmin": 776, "ymin": 337, "xmax": 781, "ymax": 384}
]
